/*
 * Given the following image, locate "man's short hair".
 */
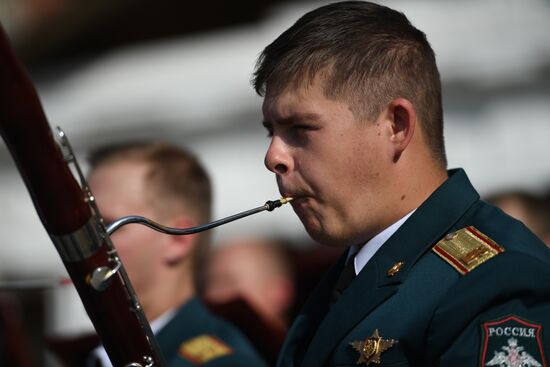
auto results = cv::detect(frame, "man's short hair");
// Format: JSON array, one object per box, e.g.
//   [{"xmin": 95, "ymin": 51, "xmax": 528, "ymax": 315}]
[
  {"xmin": 89, "ymin": 141, "xmax": 211, "ymax": 223},
  {"xmin": 88, "ymin": 141, "xmax": 212, "ymax": 286},
  {"xmin": 253, "ymin": 1, "xmax": 446, "ymax": 167}
]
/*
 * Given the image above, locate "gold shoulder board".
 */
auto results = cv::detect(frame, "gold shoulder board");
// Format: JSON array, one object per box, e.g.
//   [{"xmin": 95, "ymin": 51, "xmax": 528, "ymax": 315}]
[
  {"xmin": 179, "ymin": 334, "xmax": 233, "ymax": 365},
  {"xmin": 432, "ymin": 226, "xmax": 505, "ymax": 275}
]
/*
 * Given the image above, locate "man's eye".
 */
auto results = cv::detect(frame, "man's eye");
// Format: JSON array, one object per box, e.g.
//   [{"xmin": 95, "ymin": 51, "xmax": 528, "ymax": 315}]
[{"xmin": 262, "ymin": 122, "xmax": 273, "ymax": 137}]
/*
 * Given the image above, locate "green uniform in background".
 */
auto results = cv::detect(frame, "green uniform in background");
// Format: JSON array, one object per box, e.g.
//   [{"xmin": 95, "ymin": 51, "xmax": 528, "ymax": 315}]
[
  {"xmin": 277, "ymin": 169, "xmax": 550, "ymax": 367},
  {"xmin": 157, "ymin": 297, "xmax": 267, "ymax": 367}
]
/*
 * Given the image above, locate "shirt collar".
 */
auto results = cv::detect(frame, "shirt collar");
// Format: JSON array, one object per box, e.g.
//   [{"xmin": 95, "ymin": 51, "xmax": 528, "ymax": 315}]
[
  {"xmin": 150, "ymin": 307, "xmax": 177, "ymax": 334},
  {"xmin": 351, "ymin": 209, "xmax": 416, "ymax": 275}
]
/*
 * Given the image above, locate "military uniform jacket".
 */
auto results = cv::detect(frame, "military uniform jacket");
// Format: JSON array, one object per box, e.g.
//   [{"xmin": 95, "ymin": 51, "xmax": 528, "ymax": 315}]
[
  {"xmin": 277, "ymin": 169, "xmax": 550, "ymax": 367},
  {"xmin": 156, "ymin": 297, "xmax": 267, "ymax": 367}
]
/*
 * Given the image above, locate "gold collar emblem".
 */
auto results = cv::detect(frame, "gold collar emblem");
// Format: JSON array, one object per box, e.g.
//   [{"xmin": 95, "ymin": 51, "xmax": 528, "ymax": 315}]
[
  {"xmin": 386, "ymin": 261, "xmax": 404, "ymax": 277},
  {"xmin": 350, "ymin": 329, "xmax": 398, "ymax": 365}
]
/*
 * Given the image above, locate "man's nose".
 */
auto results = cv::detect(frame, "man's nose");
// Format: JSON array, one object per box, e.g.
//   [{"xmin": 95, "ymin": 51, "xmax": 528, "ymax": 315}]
[{"xmin": 264, "ymin": 137, "xmax": 292, "ymax": 175}]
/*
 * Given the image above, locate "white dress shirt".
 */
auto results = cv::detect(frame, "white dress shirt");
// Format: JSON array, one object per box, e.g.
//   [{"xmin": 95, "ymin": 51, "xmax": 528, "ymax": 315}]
[{"xmin": 350, "ymin": 210, "xmax": 415, "ymax": 275}]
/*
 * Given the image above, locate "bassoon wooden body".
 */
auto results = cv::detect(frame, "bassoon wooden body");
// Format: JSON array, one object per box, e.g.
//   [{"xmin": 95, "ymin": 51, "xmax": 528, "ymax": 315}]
[{"xmin": 0, "ymin": 24, "xmax": 165, "ymax": 367}]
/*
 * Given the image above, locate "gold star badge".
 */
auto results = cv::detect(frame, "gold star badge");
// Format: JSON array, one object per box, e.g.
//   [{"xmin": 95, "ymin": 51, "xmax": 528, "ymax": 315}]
[{"xmin": 350, "ymin": 329, "xmax": 398, "ymax": 365}]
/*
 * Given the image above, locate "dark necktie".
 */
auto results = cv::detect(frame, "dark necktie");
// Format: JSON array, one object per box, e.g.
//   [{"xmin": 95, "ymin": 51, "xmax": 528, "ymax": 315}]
[{"xmin": 330, "ymin": 259, "xmax": 356, "ymax": 305}]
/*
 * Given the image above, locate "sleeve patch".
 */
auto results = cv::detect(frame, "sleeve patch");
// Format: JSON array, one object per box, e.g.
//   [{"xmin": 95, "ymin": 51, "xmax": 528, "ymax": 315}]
[
  {"xmin": 179, "ymin": 335, "xmax": 233, "ymax": 365},
  {"xmin": 480, "ymin": 315, "xmax": 546, "ymax": 367},
  {"xmin": 432, "ymin": 226, "xmax": 504, "ymax": 275}
]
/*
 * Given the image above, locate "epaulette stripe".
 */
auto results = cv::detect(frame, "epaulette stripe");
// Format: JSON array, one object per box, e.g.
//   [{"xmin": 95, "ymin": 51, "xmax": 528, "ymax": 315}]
[
  {"xmin": 432, "ymin": 226, "xmax": 505, "ymax": 275},
  {"xmin": 432, "ymin": 245, "xmax": 469, "ymax": 274},
  {"xmin": 179, "ymin": 334, "xmax": 233, "ymax": 364},
  {"xmin": 468, "ymin": 227, "xmax": 505, "ymax": 254}
]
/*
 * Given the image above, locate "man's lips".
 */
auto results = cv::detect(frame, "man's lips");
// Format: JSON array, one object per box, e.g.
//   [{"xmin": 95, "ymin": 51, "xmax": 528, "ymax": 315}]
[
  {"xmin": 279, "ymin": 185, "xmax": 311, "ymax": 203},
  {"xmin": 281, "ymin": 193, "xmax": 310, "ymax": 207},
  {"xmin": 281, "ymin": 191, "xmax": 305, "ymax": 201}
]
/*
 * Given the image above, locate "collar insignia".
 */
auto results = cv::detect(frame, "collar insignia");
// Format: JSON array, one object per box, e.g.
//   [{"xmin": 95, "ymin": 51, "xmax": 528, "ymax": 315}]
[
  {"xmin": 350, "ymin": 329, "xmax": 398, "ymax": 365},
  {"xmin": 386, "ymin": 261, "xmax": 404, "ymax": 277}
]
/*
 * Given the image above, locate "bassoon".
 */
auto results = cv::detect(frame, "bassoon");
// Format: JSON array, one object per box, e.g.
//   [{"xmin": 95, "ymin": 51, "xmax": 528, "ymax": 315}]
[
  {"xmin": 0, "ymin": 23, "xmax": 165, "ymax": 367},
  {"xmin": 0, "ymin": 23, "xmax": 292, "ymax": 366}
]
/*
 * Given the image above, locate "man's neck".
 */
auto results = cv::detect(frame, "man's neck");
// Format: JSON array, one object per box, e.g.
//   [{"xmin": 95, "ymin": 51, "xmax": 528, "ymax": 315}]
[
  {"xmin": 141, "ymin": 273, "xmax": 195, "ymax": 322},
  {"xmin": 393, "ymin": 163, "xmax": 447, "ymax": 220}
]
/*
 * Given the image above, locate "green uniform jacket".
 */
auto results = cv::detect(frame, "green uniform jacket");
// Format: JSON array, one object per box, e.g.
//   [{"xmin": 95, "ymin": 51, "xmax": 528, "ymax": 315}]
[
  {"xmin": 156, "ymin": 297, "xmax": 267, "ymax": 367},
  {"xmin": 277, "ymin": 169, "xmax": 550, "ymax": 367}
]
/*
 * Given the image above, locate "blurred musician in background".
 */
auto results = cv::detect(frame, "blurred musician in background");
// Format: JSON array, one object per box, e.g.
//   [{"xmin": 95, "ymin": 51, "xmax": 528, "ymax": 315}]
[
  {"xmin": 486, "ymin": 190, "xmax": 550, "ymax": 248},
  {"xmin": 84, "ymin": 141, "xmax": 266, "ymax": 367},
  {"xmin": 203, "ymin": 237, "xmax": 294, "ymax": 363},
  {"xmin": 205, "ymin": 237, "xmax": 295, "ymax": 334}
]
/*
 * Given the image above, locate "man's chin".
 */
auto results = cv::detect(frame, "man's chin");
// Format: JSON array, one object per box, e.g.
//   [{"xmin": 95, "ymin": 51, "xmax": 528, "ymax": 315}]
[
  {"xmin": 293, "ymin": 207, "xmax": 352, "ymax": 246},
  {"xmin": 302, "ymin": 224, "xmax": 350, "ymax": 248}
]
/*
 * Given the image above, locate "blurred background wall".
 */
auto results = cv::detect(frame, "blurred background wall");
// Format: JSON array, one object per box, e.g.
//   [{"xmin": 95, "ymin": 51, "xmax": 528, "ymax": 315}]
[{"xmin": 0, "ymin": 0, "xmax": 549, "ymax": 365}]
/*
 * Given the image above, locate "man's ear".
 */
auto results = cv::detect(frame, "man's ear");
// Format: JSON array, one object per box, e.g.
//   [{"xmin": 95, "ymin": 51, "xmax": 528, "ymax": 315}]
[
  {"xmin": 387, "ymin": 98, "xmax": 416, "ymax": 162},
  {"xmin": 163, "ymin": 216, "xmax": 196, "ymax": 265}
]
